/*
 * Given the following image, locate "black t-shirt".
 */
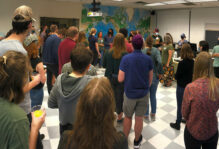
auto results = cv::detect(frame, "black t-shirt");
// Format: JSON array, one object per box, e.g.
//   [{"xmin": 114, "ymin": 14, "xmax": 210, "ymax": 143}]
[
  {"xmin": 31, "ymin": 57, "xmax": 44, "ymax": 89},
  {"xmin": 88, "ymin": 35, "xmax": 98, "ymax": 53},
  {"xmin": 175, "ymin": 58, "xmax": 194, "ymax": 88}
]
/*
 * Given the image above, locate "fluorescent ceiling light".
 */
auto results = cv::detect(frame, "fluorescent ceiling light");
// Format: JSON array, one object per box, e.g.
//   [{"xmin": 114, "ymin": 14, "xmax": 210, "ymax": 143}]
[
  {"xmin": 113, "ymin": 0, "xmax": 123, "ymax": 1},
  {"xmin": 187, "ymin": 0, "xmax": 217, "ymax": 2},
  {"xmin": 164, "ymin": 0, "xmax": 187, "ymax": 4},
  {"xmin": 145, "ymin": 3, "xmax": 166, "ymax": 6}
]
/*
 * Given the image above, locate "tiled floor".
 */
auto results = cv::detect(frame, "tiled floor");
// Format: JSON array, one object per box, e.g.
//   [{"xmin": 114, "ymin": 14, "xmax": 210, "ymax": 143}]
[{"xmin": 40, "ymin": 68, "xmax": 218, "ymax": 149}]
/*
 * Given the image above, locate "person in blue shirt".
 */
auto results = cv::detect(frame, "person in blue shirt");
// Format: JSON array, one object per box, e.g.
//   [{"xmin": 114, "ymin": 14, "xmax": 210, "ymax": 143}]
[
  {"xmin": 118, "ymin": 34, "xmax": 153, "ymax": 149},
  {"xmin": 178, "ymin": 33, "xmax": 188, "ymax": 48},
  {"xmin": 88, "ymin": 28, "xmax": 101, "ymax": 66},
  {"xmin": 42, "ymin": 24, "xmax": 61, "ymax": 94},
  {"xmin": 104, "ymin": 28, "xmax": 114, "ymax": 51}
]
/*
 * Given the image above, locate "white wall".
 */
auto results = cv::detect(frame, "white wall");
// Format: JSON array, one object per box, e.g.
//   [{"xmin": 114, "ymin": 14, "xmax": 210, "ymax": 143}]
[
  {"xmin": 156, "ymin": 7, "xmax": 219, "ymax": 45},
  {"xmin": 0, "ymin": 0, "xmax": 82, "ymax": 35}
]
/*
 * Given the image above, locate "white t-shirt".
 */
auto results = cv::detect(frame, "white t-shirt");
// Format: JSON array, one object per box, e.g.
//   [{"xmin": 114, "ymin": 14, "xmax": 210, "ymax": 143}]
[{"xmin": 0, "ymin": 39, "xmax": 31, "ymax": 113}]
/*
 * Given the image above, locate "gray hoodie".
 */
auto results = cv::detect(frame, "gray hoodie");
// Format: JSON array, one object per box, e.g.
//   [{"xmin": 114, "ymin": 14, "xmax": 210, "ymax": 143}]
[{"xmin": 48, "ymin": 73, "xmax": 92, "ymax": 125}]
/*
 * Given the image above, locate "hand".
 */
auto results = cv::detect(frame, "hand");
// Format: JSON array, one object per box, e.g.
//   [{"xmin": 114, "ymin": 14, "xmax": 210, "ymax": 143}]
[
  {"xmin": 31, "ymin": 109, "xmax": 46, "ymax": 131},
  {"xmin": 166, "ymin": 63, "xmax": 169, "ymax": 67},
  {"xmin": 32, "ymin": 74, "xmax": 41, "ymax": 85},
  {"xmin": 98, "ymin": 52, "xmax": 101, "ymax": 58}
]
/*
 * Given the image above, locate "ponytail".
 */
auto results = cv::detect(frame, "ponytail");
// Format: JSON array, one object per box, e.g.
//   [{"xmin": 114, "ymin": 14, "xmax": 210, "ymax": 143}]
[
  {"xmin": 146, "ymin": 36, "xmax": 153, "ymax": 56},
  {"xmin": 0, "ymin": 56, "xmax": 9, "ymax": 85}
]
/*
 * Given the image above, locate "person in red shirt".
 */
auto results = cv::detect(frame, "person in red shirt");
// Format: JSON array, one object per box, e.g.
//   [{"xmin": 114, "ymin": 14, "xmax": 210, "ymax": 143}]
[
  {"xmin": 119, "ymin": 28, "xmax": 133, "ymax": 53},
  {"xmin": 58, "ymin": 26, "xmax": 79, "ymax": 74},
  {"xmin": 182, "ymin": 52, "xmax": 219, "ymax": 149}
]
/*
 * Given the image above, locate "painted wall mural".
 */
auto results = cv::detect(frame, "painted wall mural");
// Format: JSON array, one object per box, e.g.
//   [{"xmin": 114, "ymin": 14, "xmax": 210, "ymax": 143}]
[{"xmin": 81, "ymin": 5, "xmax": 151, "ymax": 38}]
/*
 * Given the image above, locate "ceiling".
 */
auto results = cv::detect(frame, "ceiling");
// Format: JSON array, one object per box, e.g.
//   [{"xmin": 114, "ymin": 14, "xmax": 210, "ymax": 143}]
[{"xmin": 56, "ymin": 0, "xmax": 219, "ymax": 10}]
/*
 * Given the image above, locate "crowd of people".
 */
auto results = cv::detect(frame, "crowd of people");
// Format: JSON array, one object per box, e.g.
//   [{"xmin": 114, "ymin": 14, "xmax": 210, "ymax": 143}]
[{"xmin": 0, "ymin": 4, "xmax": 219, "ymax": 149}]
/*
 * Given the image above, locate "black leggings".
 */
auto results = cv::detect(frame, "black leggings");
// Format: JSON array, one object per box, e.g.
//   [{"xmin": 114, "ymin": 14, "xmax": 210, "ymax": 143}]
[
  {"xmin": 110, "ymin": 77, "xmax": 124, "ymax": 114},
  {"xmin": 214, "ymin": 67, "xmax": 219, "ymax": 78},
  {"xmin": 184, "ymin": 126, "xmax": 218, "ymax": 149}
]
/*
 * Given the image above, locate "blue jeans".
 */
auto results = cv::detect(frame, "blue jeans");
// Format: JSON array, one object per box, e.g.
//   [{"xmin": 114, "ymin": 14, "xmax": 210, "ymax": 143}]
[
  {"xmin": 98, "ymin": 50, "xmax": 104, "ymax": 67},
  {"xmin": 30, "ymin": 88, "xmax": 44, "ymax": 108},
  {"xmin": 145, "ymin": 76, "xmax": 159, "ymax": 116},
  {"xmin": 176, "ymin": 85, "xmax": 185, "ymax": 123}
]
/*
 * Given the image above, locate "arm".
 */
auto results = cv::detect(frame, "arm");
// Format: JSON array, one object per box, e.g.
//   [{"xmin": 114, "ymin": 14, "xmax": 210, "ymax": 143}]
[
  {"xmin": 29, "ymin": 111, "xmax": 46, "ymax": 149},
  {"xmin": 166, "ymin": 49, "xmax": 173, "ymax": 67},
  {"xmin": 36, "ymin": 62, "xmax": 46, "ymax": 84},
  {"xmin": 23, "ymin": 75, "xmax": 41, "ymax": 93},
  {"xmin": 156, "ymin": 49, "xmax": 164, "ymax": 75},
  {"xmin": 48, "ymin": 79, "xmax": 59, "ymax": 108},
  {"xmin": 95, "ymin": 42, "xmax": 100, "ymax": 56},
  {"xmin": 54, "ymin": 38, "xmax": 61, "ymax": 65},
  {"xmin": 149, "ymin": 70, "xmax": 153, "ymax": 87},
  {"xmin": 118, "ymin": 70, "xmax": 125, "ymax": 83},
  {"xmin": 212, "ymin": 53, "xmax": 219, "ymax": 57},
  {"xmin": 175, "ymin": 62, "xmax": 182, "ymax": 81},
  {"xmin": 182, "ymin": 87, "xmax": 191, "ymax": 120}
]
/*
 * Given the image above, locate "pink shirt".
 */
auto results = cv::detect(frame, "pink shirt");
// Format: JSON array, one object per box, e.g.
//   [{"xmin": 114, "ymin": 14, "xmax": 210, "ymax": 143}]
[
  {"xmin": 125, "ymin": 40, "xmax": 133, "ymax": 53},
  {"xmin": 182, "ymin": 78, "xmax": 219, "ymax": 140}
]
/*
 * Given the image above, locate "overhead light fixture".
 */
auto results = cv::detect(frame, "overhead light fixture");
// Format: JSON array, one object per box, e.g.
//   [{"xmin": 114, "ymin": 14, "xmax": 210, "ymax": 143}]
[
  {"xmin": 113, "ymin": 0, "xmax": 123, "ymax": 1},
  {"xmin": 145, "ymin": 3, "xmax": 166, "ymax": 6},
  {"xmin": 187, "ymin": 0, "xmax": 217, "ymax": 2},
  {"xmin": 164, "ymin": 0, "xmax": 187, "ymax": 4}
]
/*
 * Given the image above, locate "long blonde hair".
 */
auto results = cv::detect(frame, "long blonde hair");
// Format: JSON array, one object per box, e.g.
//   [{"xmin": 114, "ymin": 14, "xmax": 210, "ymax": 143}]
[
  {"xmin": 110, "ymin": 33, "xmax": 126, "ymax": 59},
  {"xmin": 193, "ymin": 52, "xmax": 218, "ymax": 101}
]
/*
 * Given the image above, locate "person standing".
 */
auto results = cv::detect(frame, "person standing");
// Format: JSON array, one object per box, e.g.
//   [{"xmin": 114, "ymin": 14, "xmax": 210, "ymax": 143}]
[
  {"xmin": 58, "ymin": 26, "xmax": 78, "ymax": 74},
  {"xmin": 88, "ymin": 28, "xmax": 101, "ymax": 66},
  {"xmin": 48, "ymin": 47, "xmax": 93, "ymax": 135},
  {"xmin": 0, "ymin": 5, "xmax": 41, "ymax": 114},
  {"xmin": 76, "ymin": 31, "xmax": 89, "ymax": 49},
  {"xmin": 182, "ymin": 52, "xmax": 219, "ymax": 149},
  {"xmin": 43, "ymin": 24, "xmax": 61, "ymax": 94},
  {"xmin": 98, "ymin": 31, "xmax": 104, "ymax": 67},
  {"xmin": 170, "ymin": 44, "xmax": 194, "ymax": 130},
  {"xmin": 160, "ymin": 34, "xmax": 174, "ymax": 87},
  {"xmin": 58, "ymin": 78, "xmax": 128, "ymax": 149},
  {"xmin": 119, "ymin": 28, "xmax": 134, "ymax": 53},
  {"xmin": 212, "ymin": 44, "xmax": 219, "ymax": 78},
  {"xmin": 0, "ymin": 51, "xmax": 46, "ymax": 149},
  {"xmin": 142, "ymin": 36, "xmax": 163, "ymax": 121},
  {"xmin": 103, "ymin": 33, "xmax": 127, "ymax": 123},
  {"xmin": 104, "ymin": 28, "xmax": 114, "ymax": 51},
  {"xmin": 24, "ymin": 34, "xmax": 46, "ymax": 108},
  {"xmin": 178, "ymin": 33, "xmax": 188, "ymax": 48},
  {"xmin": 118, "ymin": 35, "xmax": 153, "ymax": 149},
  {"xmin": 152, "ymin": 28, "xmax": 163, "ymax": 48}
]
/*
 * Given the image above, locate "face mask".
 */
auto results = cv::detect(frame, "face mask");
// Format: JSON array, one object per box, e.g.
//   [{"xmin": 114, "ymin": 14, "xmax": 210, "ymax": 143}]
[
  {"xmin": 155, "ymin": 32, "xmax": 159, "ymax": 35},
  {"xmin": 198, "ymin": 47, "xmax": 200, "ymax": 52}
]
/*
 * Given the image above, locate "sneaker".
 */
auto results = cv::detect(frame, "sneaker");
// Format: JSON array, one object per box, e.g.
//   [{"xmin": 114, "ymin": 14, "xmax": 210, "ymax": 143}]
[
  {"xmin": 150, "ymin": 113, "xmax": 156, "ymax": 121},
  {"xmin": 181, "ymin": 119, "xmax": 186, "ymax": 123},
  {"xmin": 170, "ymin": 122, "xmax": 180, "ymax": 130},
  {"xmin": 144, "ymin": 115, "xmax": 149, "ymax": 120},
  {"xmin": 134, "ymin": 135, "xmax": 142, "ymax": 149},
  {"xmin": 40, "ymin": 134, "xmax": 45, "ymax": 140}
]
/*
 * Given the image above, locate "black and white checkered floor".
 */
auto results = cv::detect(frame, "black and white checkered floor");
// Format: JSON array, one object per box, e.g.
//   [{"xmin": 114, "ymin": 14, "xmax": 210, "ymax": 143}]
[{"xmin": 40, "ymin": 68, "xmax": 219, "ymax": 149}]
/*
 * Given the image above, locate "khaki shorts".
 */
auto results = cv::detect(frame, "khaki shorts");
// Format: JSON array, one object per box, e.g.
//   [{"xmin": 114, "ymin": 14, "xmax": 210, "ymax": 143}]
[{"xmin": 123, "ymin": 93, "xmax": 149, "ymax": 117}]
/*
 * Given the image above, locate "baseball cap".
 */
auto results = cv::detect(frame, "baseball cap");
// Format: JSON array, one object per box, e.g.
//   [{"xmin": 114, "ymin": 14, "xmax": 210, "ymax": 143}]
[
  {"xmin": 181, "ymin": 33, "xmax": 186, "ymax": 39},
  {"xmin": 12, "ymin": 5, "xmax": 36, "ymax": 22},
  {"xmin": 132, "ymin": 34, "xmax": 143, "ymax": 50}
]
